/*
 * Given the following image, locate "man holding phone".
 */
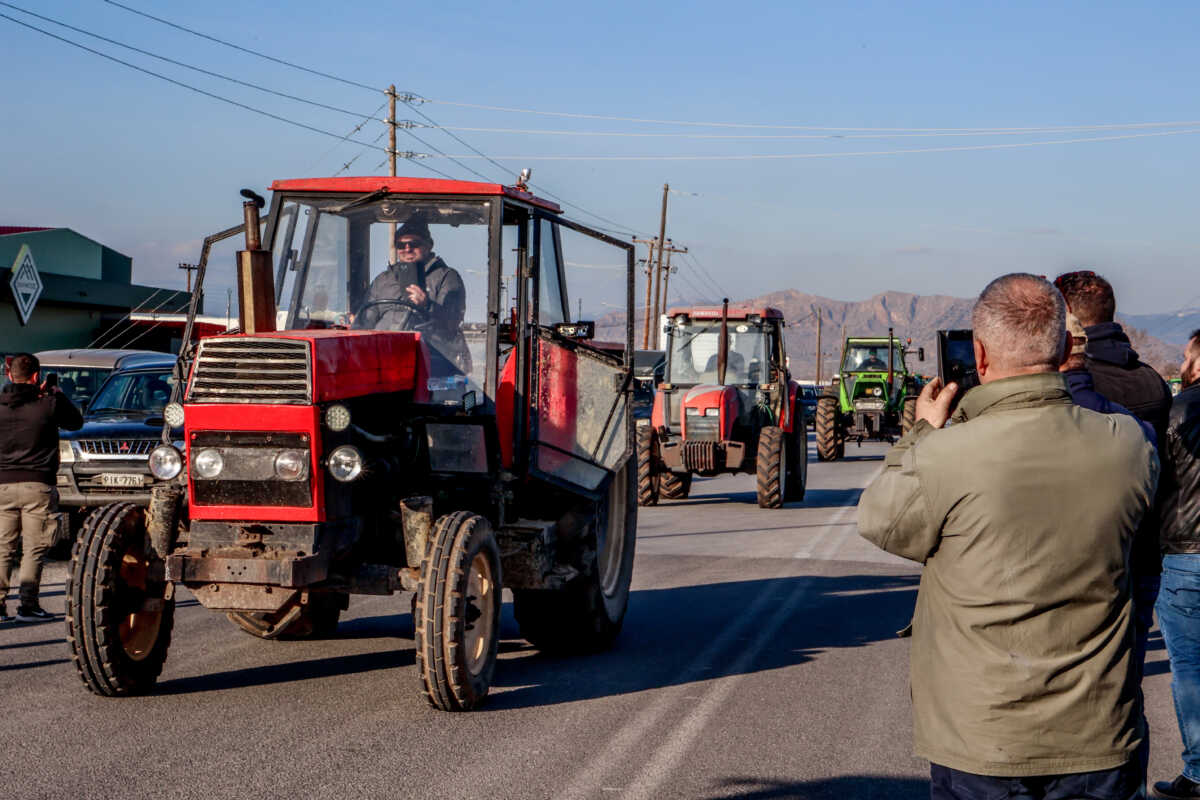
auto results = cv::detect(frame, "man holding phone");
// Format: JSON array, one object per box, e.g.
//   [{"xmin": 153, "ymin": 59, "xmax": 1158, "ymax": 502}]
[{"xmin": 0, "ymin": 353, "xmax": 82, "ymax": 622}]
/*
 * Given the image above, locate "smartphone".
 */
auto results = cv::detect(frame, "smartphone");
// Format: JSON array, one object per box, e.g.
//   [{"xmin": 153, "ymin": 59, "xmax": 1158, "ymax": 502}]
[
  {"xmin": 43, "ymin": 372, "xmax": 58, "ymax": 391},
  {"xmin": 936, "ymin": 330, "xmax": 980, "ymax": 400}
]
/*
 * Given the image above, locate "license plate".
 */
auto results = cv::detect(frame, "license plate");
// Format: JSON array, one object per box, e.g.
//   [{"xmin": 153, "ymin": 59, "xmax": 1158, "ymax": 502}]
[{"xmin": 100, "ymin": 473, "xmax": 143, "ymax": 488}]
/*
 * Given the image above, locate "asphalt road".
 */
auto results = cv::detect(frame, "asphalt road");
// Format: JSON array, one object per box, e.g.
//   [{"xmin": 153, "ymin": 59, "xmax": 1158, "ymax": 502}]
[{"xmin": 0, "ymin": 436, "xmax": 1185, "ymax": 799}]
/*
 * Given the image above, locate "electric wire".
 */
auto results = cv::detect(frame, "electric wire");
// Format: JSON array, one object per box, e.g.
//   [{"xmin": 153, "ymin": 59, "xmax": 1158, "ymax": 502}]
[
  {"xmin": 436, "ymin": 123, "xmax": 1200, "ymax": 140},
  {"xmin": 306, "ymin": 101, "xmax": 387, "ymax": 171},
  {"xmin": 680, "ymin": 252, "xmax": 729, "ymax": 299}
]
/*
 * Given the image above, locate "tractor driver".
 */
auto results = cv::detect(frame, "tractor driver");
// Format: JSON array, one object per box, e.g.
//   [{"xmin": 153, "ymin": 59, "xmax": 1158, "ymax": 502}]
[
  {"xmin": 859, "ymin": 349, "xmax": 888, "ymax": 371},
  {"xmin": 354, "ymin": 217, "xmax": 472, "ymax": 375}
]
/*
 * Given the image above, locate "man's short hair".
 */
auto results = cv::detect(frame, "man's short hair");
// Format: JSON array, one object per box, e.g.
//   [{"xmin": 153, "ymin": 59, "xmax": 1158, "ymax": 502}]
[
  {"xmin": 7, "ymin": 353, "xmax": 39, "ymax": 382},
  {"xmin": 1190, "ymin": 329, "xmax": 1200, "ymax": 349},
  {"xmin": 1053, "ymin": 271, "xmax": 1116, "ymax": 326},
  {"xmin": 972, "ymin": 274, "xmax": 1066, "ymax": 371}
]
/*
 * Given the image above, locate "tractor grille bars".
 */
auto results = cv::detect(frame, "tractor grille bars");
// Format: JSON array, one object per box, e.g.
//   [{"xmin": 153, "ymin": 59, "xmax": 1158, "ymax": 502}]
[{"xmin": 187, "ymin": 338, "xmax": 312, "ymax": 405}]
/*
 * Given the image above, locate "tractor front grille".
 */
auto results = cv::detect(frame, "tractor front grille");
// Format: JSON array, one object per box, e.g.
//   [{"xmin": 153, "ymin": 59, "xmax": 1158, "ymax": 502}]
[
  {"xmin": 187, "ymin": 338, "xmax": 312, "ymax": 405},
  {"xmin": 684, "ymin": 415, "xmax": 720, "ymax": 441},
  {"xmin": 681, "ymin": 441, "xmax": 719, "ymax": 472}
]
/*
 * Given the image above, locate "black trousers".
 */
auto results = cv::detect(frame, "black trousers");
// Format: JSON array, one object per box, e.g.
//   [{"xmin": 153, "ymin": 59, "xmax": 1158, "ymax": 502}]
[{"xmin": 930, "ymin": 759, "xmax": 1144, "ymax": 800}]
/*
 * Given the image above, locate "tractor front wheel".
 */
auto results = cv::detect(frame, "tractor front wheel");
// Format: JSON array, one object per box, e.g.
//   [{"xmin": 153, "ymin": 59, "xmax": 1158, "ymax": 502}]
[
  {"xmin": 515, "ymin": 457, "xmax": 637, "ymax": 653},
  {"xmin": 756, "ymin": 426, "xmax": 787, "ymax": 508},
  {"xmin": 636, "ymin": 426, "xmax": 660, "ymax": 506},
  {"xmin": 785, "ymin": 424, "xmax": 808, "ymax": 502},
  {"xmin": 901, "ymin": 395, "xmax": 918, "ymax": 435},
  {"xmin": 66, "ymin": 503, "xmax": 174, "ymax": 697},
  {"xmin": 815, "ymin": 394, "xmax": 843, "ymax": 462},
  {"xmin": 415, "ymin": 511, "xmax": 502, "ymax": 711},
  {"xmin": 659, "ymin": 471, "xmax": 692, "ymax": 500}
]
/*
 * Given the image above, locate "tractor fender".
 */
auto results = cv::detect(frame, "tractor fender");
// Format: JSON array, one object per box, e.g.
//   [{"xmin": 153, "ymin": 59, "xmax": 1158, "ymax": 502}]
[
  {"xmin": 781, "ymin": 379, "xmax": 800, "ymax": 433},
  {"xmin": 681, "ymin": 384, "xmax": 740, "ymax": 440}
]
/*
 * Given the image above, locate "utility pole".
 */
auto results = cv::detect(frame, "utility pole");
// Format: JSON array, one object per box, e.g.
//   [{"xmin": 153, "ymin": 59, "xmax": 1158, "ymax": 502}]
[
  {"xmin": 632, "ymin": 237, "xmax": 658, "ymax": 348},
  {"xmin": 387, "ymin": 84, "xmax": 398, "ymax": 264},
  {"xmin": 813, "ymin": 304, "xmax": 822, "ymax": 385},
  {"xmin": 654, "ymin": 240, "xmax": 688, "ymax": 349},
  {"xmin": 178, "ymin": 262, "xmax": 198, "ymax": 294},
  {"xmin": 650, "ymin": 183, "xmax": 670, "ymax": 348}
]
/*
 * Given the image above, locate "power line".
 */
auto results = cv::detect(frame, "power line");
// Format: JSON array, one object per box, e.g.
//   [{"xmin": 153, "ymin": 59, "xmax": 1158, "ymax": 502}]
[
  {"xmin": 102, "ymin": 0, "xmax": 381, "ymax": 93},
  {"xmin": 306, "ymin": 100, "xmax": 387, "ymax": 171},
  {"xmin": 681, "ymin": 252, "xmax": 729, "ymax": 298}
]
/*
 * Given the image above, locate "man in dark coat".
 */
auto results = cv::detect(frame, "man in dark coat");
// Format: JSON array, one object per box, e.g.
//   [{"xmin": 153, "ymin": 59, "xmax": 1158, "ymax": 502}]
[
  {"xmin": 0, "ymin": 353, "xmax": 83, "ymax": 621},
  {"xmin": 354, "ymin": 217, "xmax": 471, "ymax": 375}
]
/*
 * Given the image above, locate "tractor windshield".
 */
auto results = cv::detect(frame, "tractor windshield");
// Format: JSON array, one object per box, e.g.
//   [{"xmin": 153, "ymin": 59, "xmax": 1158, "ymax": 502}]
[
  {"xmin": 842, "ymin": 343, "xmax": 895, "ymax": 373},
  {"xmin": 667, "ymin": 320, "xmax": 768, "ymax": 385},
  {"xmin": 268, "ymin": 195, "xmax": 490, "ymax": 394}
]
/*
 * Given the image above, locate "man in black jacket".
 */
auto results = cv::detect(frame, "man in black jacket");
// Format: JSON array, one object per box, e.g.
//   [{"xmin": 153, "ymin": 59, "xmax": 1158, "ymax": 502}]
[
  {"xmin": 0, "ymin": 353, "xmax": 83, "ymax": 622},
  {"xmin": 1151, "ymin": 330, "xmax": 1200, "ymax": 799}
]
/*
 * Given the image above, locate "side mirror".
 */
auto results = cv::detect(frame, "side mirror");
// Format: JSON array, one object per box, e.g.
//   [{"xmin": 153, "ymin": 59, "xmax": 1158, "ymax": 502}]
[
  {"xmin": 918, "ymin": 347, "xmax": 925, "ymax": 362},
  {"xmin": 554, "ymin": 321, "xmax": 595, "ymax": 340}
]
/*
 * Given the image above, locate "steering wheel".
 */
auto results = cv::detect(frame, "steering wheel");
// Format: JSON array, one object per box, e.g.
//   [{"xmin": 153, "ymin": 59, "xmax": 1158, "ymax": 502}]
[{"xmin": 352, "ymin": 298, "xmax": 430, "ymax": 332}]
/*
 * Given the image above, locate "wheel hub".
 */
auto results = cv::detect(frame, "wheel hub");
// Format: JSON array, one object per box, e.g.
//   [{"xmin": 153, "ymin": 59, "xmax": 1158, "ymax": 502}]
[{"xmin": 464, "ymin": 552, "xmax": 494, "ymax": 676}]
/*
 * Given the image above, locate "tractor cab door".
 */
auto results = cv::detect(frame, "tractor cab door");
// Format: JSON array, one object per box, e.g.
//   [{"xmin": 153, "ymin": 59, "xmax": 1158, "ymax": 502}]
[{"xmin": 518, "ymin": 211, "xmax": 635, "ymax": 496}]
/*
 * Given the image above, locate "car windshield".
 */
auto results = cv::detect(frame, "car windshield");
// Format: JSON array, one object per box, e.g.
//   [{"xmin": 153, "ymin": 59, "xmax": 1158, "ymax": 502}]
[
  {"xmin": 842, "ymin": 343, "xmax": 896, "ymax": 373},
  {"xmin": 39, "ymin": 367, "xmax": 112, "ymax": 409},
  {"xmin": 667, "ymin": 321, "xmax": 768, "ymax": 385},
  {"xmin": 88, "ymin": 370, "xmax": 174, "ymax": 415}
]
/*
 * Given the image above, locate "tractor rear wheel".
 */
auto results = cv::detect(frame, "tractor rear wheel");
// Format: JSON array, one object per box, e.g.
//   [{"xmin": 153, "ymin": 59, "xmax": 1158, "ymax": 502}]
[
  {"xmin": 66, "ymin": 503, "xmax": 174, "ymax": 697},
  {"xmin": 636, "ymin": 426, "xmax": 659, "ymax": 506},
  {"xmin": 227, "ymin": 592, "xmax": 348, "ymax": 639},
  {"xmin": 756, "ymin": 426, "xmax": 787, "ymax": 508},
  {"xmin": 815, "ymin": 394, "xmax": 843, "ymax": 462},
  {"xmin": 659, "ymin": 471, "xmax": 692, "ymax": 499},
  {"xmin": 514, "ymin": 457, "xmax": 637, "ymax": 653},
  {"xmin": 901, "ymin": 395, "xmax": 918, "ymax": 435},
  {"xmin": 785, "ymin": 424, "xmax": 808, "ymax": 502},
  {"xmin": 415, "ymin": 511, "xmax": 502, "ymax": 711}
]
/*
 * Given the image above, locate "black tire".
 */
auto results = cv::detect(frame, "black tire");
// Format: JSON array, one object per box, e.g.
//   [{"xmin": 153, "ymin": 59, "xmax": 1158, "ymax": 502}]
[
  {"xmin": 815, "ymin": 393, "xmax": 842, "ymax": 462},
  {"xmin": 636, "ymin": 426, "xmax": 659, "ymax": 507},
  {"xmin": 415, "ymin": 511, "xmax": 502, "ymax": 711},
  {"xmin": 514, "ymin": 456, "xmax": 637, "ymax": 653},
  {"xmin": 756, "ymin": 426, "xmax": 786, "ymax": 509},
  {"xmin": 785, "ymin": 424, "xmax": 808, "ymax": 503},
  {"xmin": 227, "ymin": 592, "xmax": 348, "ymax": 640},
  {"xmin": 659, "ymin": 471, "xmax": 692, "ymax": 500},
  {"xmin": 901, "ymin": 395, "xmax": 917, "ymax": 435},
  {"xmin": 66, "ymin": 503, "xmax": 174, "ymax": 697}
]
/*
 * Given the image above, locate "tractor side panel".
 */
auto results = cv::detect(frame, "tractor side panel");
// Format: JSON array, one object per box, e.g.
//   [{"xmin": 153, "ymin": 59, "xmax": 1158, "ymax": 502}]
[
  {"xmin": 309, "ymin": 330, "xmax": 424, "ymax": 403},
  {"xmin": 782, "ymin": 379, "xmax": 799, "ymax": 434},
  {"xmin": 496, "ymin": 350, "xmax": 518, "ymax": 469}
]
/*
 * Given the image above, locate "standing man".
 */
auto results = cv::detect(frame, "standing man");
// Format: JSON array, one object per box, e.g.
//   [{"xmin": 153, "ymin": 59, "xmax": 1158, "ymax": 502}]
[
  {"xmin": 1055, "ymin": 270, "xmax": 1173, "ymax": 680},
  {"xmin": 0, "ymin": 353, "xmax": 83, "ymax": 622},
  {"xmin": 859, "ymin": 274, "xmax": 1158, "ymax": 800},
  {"xmin": 1150, "ymin": 330, "xmax": 1200, "ymax": 800}
]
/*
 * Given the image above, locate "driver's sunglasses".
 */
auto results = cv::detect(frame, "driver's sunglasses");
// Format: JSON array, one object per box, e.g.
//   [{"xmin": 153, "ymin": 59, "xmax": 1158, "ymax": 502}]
[
  {"xmin": 1053, "ymin": 269, "xmax": 1096, "ymax": 291},
  {"xmin": 396, "ymin": 239, "xmax": 425, "ymax": 250}
]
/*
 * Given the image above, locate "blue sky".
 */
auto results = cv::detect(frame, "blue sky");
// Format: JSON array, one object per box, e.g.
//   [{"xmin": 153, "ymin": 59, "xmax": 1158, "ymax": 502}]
[{"xmin": 2, "ymin": 0, "xmax": 1198, "ymax": 316}]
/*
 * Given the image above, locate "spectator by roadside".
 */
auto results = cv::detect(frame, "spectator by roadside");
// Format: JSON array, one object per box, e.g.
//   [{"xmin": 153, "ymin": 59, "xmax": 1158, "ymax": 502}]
[
  {"xmin": 0, "ymin": 353, "xmax": 83, "ymax": 622},
  {"xmin": 1149, "ymin": 330, "xmax": 1200, "ymax": 800},
  {"xmin": 858, "ymin": 273, "xmax": 1159, "ymax": 800}
]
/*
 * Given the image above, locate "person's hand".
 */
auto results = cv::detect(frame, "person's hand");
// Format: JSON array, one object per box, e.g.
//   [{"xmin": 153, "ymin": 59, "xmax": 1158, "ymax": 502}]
[
  {"xmin": 915, "ymin": 376, "xmax": 958, "ymax": 429},
  {"xmin": 406, "ymin": 284, "xmax": 428, "ymax": 307}
]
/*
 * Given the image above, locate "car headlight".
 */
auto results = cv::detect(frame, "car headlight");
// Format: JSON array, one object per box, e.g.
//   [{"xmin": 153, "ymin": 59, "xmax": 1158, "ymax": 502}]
[
  {"xmin": 328, "ymin": 445, "xmax": 363, "ymax": 482},
  {"xmin": 148, "ymin": 445, "xmax": 183, "ymax": 480},
  {"xmin": 193, "ymin": 448, "xmax": 224, "ymax": 479},
  {"xmin": 163, "ymin": 402, "xmax": 185, "ymax": 428},
  {"xmin": 274, "ymin": 449, "xmax": 308, "ymax": 481},
  {"xmin": 325, "ymin": 404, "xmax": 351, "ymax": 432},
  {"xmin": 58, "ymin": 440, "xmax": 75, "ymax": 464},
  {"xmin": 704, "ymin": 407, "xmax": 720, "ymax": 417}
]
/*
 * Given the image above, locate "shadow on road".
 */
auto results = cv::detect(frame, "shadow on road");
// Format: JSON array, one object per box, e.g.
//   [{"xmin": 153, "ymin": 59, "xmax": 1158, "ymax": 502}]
[
  {"xmin": 0, "ymin": 657, "xmax": 68, "ymax": 672},
  {"xmin": 486, "ymin": 572, "xmax": 918, "ymax": 710},
  {"xmin": 155, "ymin": 649, "xmax": 414, "ymax": 694},
  {"xmin": 657, "ymin": 487, "xmax": 865, "ymax": 510},
  {"xmin": 699, "ymin": 775, "xmax": 928, "ymax": 799}
]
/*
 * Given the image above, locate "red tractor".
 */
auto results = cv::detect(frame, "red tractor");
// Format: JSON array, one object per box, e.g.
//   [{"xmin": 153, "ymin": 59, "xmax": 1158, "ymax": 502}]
[
  {"xmin": 65, "ymin": 177, "xmax": 638, "ymax": 711},
  {"xmin": 637, "ymin": 302, "xmax": 807, "ymax": 509}
]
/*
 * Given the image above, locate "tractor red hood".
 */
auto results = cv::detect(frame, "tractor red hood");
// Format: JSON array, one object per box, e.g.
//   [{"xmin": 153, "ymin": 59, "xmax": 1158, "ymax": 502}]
[{"xmin": 680, "ymin": 384, "xmax": 740, "ymax": 440}]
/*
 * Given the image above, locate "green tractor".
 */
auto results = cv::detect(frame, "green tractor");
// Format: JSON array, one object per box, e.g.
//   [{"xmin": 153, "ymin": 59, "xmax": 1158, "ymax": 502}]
[{"xmin": 815, "ymin": 329, "xmax": 923, "ymax": 461}]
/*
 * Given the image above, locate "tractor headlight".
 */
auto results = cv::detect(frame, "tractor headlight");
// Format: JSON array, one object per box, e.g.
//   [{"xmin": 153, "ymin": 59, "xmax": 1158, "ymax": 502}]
[
  {"xmin": 685, "ymin": 407, "xmax": 699, "ymax": 416},
  {"xmin": 148, "ymin": 445, "xmax": 183, "ymax": 480},
  {"xmin": 704, "ymin": 407, "xmax": 720, "ymax": 417},
  {"xmin": 163, "ymin": 402, "xmax": 185, "ymax": 428},
  {"xmin": 193, "ymin": 448, "xmax": 224, "ymax": 479},
  {"xmin": 328, "ymin": 445, "xmax": 364, "ymax": 483},
  {"xmin": 58, "ymin": 440, "xmax": 75, "ymax": 464},
  {"xmin": 325, "ymin": 404, "xmax": 351, "ymax": 432},
  {"xmin": 274, "ymin": 449, "xmax": 308, "ymax": 481},
  {"xmin": 871, "ymin": 387, "xmax": 883, "ymax": 397}
]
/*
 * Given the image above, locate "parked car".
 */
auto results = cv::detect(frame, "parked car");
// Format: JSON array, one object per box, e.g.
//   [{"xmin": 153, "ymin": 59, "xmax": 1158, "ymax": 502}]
[
  {"xmin": 33, "ymin": 349, "xmax": 169, "ymax": 411},
  {"xmin": 55, "ymin": 353, "xmax": 182, "ymax": 548},
  {"xmin": 633, "ymin": 349, "xmax": 666, "ymax": 426},
  {"xmin": 798, "ymin": 384, "xmax": 819, "ymax": 428}
]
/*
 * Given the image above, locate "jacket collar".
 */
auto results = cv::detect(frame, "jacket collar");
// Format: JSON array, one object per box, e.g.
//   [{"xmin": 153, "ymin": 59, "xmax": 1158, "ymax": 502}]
[
  {"xmin": 1083, "ymin": 321, "xmax": 1141, "ymax": 367},
  {"xmin": 952, "ymin": 372, "xmax": 1072, "ymax": 423},
  {"xmin": 0, "ymin": 382, "xmax": 40, "ymax": 407}
]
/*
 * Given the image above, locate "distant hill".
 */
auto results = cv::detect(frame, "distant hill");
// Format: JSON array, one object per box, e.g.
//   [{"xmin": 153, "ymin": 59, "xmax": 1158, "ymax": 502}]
[
  {"xmin": 1121, "ymin": 309, "xmax": 1200, "ymax": 347},
  {"xmin": 596, "ymin": 290, "xmax": 1184, "ymax": 380}
]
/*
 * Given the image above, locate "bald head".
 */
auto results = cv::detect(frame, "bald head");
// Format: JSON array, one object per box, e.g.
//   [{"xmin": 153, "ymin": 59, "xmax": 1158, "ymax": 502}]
[{"xmin": 972, "ymin": 273, "xmax": 1066, "ymax": 374}]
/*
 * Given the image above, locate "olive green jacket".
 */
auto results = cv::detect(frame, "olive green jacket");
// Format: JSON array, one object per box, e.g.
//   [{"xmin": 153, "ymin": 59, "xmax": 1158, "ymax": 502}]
[{"xmin": 858, "ymin": 373, "xmax": 1158, "ymax": 777}]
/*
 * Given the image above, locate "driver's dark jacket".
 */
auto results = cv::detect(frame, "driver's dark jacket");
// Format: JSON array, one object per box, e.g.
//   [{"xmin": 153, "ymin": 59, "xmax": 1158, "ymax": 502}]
[
  {"xmin": 358, "ymin": 255, "xmax": 470, "ymax": 372},
  {"xmin": 1159, "ymin": 382, "xmax": 1200, "ymax": 555}
]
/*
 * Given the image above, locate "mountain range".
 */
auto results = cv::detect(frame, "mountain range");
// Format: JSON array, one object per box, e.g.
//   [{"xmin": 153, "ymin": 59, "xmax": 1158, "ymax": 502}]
[{"xmin": 595, "ymin": 290, "xmax": 1194, "ymax": 380}]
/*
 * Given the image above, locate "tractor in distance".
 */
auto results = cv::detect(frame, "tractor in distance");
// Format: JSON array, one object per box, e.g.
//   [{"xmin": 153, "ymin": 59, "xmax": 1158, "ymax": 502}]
[
  {"xmin": 65, "ymin": 176, "xmax": 638, "ymax": 712},
  {"xmin": 814, "ymin": 329, "xmax": 923, "ymax": 461},
  {"xmin": 637, "ymin": 301, "xmax": 807, "ymax": 509}
]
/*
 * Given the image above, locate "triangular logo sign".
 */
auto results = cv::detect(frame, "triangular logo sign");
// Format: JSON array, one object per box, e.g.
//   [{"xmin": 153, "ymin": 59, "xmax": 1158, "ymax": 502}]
[{"xmin": 9, "ymin": 244, "xmax": 43, "ymax": 326}]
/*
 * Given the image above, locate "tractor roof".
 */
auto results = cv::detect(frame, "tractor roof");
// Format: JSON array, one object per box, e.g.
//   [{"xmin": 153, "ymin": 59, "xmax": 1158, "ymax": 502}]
[
  {"xmin": 846, "ymin": 336, "xmax": 905, "ymax": 344},
  {"xmin": 268, "ymin": 176, "xmax": 562, "ymax": 214},
  {"xmin": 666, "ymin": 305, "xmax": 784, "ymax": 321}
]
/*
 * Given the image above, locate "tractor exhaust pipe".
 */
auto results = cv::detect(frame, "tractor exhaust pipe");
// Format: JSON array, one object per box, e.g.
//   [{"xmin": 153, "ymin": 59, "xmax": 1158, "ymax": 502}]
[
  {"xmin": 717, "ymin": 298, "xmax": 730, "ymax": 385},
  {"xmin": 237, "ymin": 189, "xmax": 276, "ymax": 334},
  {"xmin": 887, "ymin": 326, "xmax": 894, "ymax": 394}
]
